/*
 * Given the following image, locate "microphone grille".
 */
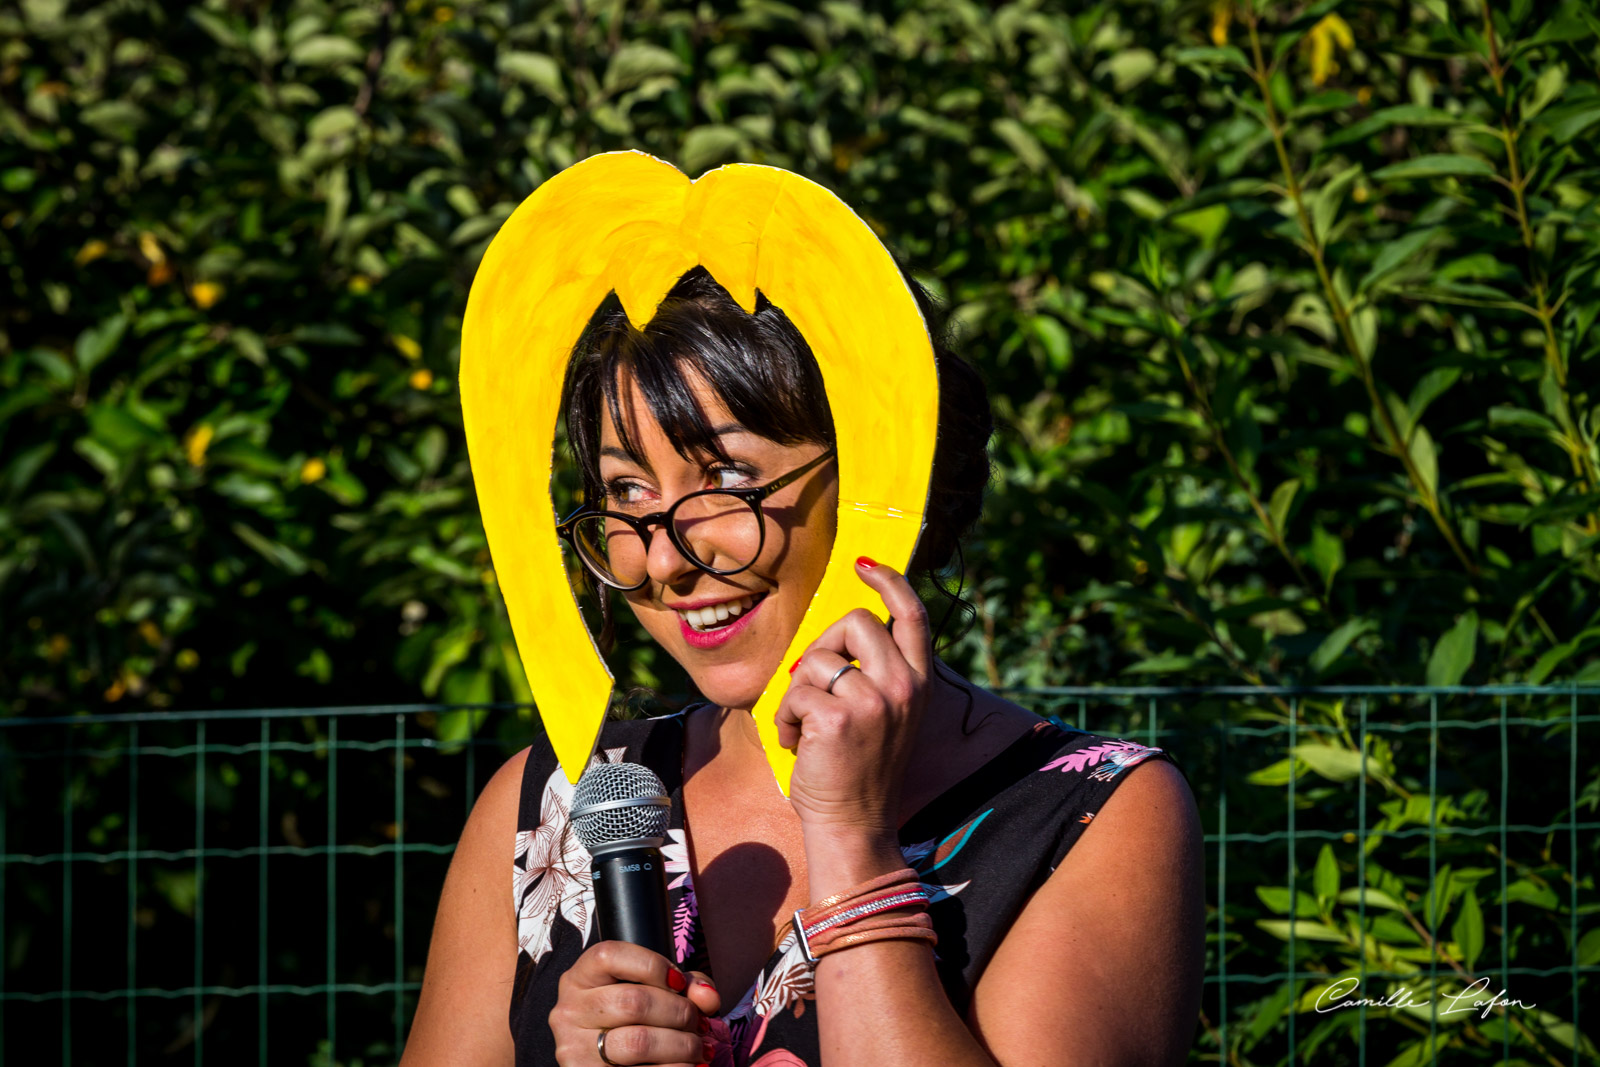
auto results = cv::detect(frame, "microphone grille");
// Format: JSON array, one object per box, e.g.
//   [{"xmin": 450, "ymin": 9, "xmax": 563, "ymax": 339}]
[{"xmin": 571, "ymin": 761, "xmax": 671, "ymax": 852}]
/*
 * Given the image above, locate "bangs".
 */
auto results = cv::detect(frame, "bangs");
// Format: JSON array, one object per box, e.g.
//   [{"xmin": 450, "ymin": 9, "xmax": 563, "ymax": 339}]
[{"xmin": 566, "ymin": 268, "xmax": 835, "ymax": 495}]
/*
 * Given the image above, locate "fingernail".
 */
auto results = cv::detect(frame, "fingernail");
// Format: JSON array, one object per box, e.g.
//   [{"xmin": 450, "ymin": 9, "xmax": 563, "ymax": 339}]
[
  {"xmin": 788, "ymin": 656, "xmax": 802, "ymax": 674},
  {"xmin": 703, "ymin": 1039, "xmax": 716, "ymax": 1061},
  {"xmin": 667, "ymin": 967, "xmax": 688, "ymax": 992},
  {"xmin": 696, "ymin": 979, "xmax": 717, "ymax": 990},
  {"xmin": 699, "ymin": 1017, "xmax": 711, "ymax": 1034},
  {"xmin": 856, "ymin": 556, "xmax": 878, "ymax": 569}
]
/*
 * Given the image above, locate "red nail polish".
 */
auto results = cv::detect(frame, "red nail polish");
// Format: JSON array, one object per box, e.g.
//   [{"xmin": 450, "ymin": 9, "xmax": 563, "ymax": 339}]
[
  {"xmin": 703, "ymin": 1040, "xmax": 716, "ymax": 1061},
  {"xmin": 667, "ymin": 967, "xmax": 688, "ymax": 992},
  {"xmin": 856, "ymin": 556, "xmax": 878, "ymax": 569},
  {"xmin": 788, "ymin": 656, "xmax": 802, "ymax": 674}
]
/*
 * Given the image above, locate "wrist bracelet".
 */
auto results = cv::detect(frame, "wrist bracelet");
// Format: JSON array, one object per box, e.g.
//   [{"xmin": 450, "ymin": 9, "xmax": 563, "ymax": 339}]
[{"xmin": 788, "ymin": 867, "xmax": 937, "ymax": 964}]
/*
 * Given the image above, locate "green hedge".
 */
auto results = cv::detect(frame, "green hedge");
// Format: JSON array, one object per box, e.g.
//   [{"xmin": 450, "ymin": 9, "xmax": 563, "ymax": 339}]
[{"xmin": 5, "ymin": 0, "xmax": 1599, "ymax": 717}]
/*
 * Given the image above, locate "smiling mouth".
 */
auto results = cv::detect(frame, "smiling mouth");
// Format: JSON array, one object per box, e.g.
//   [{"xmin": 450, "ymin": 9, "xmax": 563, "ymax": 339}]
[{"xmin": 676, "ymin": 592, "xmax": 767, "ymax": 633}]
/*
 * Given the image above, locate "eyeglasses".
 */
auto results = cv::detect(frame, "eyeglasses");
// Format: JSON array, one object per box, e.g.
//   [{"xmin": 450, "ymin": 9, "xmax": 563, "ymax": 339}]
[{"xmin": 557, "ymin": 449, "xmax": 837, "ymax": 591}]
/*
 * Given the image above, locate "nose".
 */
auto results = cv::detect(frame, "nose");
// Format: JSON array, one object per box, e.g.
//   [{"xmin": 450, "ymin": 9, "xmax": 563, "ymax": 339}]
[{"xmin": 642, "ymin": 520, "xmax": 700, "ymax": 588}]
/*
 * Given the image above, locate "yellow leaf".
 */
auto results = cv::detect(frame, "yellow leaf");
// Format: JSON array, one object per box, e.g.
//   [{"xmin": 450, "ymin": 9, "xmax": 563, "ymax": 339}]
[
  {"xmin": 75, "ymin": 239, "xmax": 109, "ymax": 266},
  {"xmin": 392, "ymin": 334, "xmax": 422, "ymax": 360},
  {"xmin": 1211, "ymin": 0, "xmax": 1232, "ymax": 46},
  {"xmin": 138, "ymin": 231, "xmax": 165, "ymax": 265},
  {"xmin": 1303, "ymin": 14, "xmax": 1355, "ymax": 86},
  {"xmin": 190, "ymin": 281, "xmax": 224, "ymax": 309},
  {"xmin": 138, "ymin": 620, "xmax": 162, "ymax": 646},
  {"xmin": 185, "ymin": 424, "xmax": 214, "ymax": 467},
  {"xmin": 409, "ymin": 368, "xmax": 434, "ymax": 390},
  {"xmin": 348, "ymin": 275, "xmax": 372, "ymax": 294},
  {"xmin": 300, "ymin": 457, "xmax": 328, "ymax": 483}
]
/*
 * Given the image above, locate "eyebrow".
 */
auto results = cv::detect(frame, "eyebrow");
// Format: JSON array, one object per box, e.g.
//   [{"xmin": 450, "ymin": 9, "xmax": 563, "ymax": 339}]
[{"xmin": 599, "ymin": 423, "xmax": 751, "ymax": 467}]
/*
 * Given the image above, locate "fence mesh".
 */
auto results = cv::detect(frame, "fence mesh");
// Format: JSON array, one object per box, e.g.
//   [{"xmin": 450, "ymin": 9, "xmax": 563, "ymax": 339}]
[{"xmin": 1, "ymin": 686, "xmax": 1595, "ymax": 1065}]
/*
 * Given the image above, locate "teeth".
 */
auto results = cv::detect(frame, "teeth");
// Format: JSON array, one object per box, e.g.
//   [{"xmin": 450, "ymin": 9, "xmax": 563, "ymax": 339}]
[{"xmin": 683, "ymin": 595, "xmax": 758, "ymax": 632}]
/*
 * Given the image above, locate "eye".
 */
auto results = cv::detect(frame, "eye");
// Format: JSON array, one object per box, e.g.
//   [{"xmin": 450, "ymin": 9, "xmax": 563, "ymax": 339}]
[
  {"xmin": 709, "ymin": 465, "xmax": 755, "ymax": 490},
  {"xmin": 604, "ymin": 477, "xmax": 652, "ymax": 506}
]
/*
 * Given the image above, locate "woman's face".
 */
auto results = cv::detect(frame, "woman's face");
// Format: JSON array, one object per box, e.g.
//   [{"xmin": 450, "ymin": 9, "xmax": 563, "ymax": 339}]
[{"xmin": 597, "ymin": 367, "xmax": 839, "ymax": 709}]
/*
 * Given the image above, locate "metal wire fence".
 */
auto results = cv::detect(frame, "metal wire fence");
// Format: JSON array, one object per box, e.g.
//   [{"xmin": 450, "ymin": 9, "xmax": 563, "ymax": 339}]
[{"xmin": 1, "ymin": 686, "xmax": 1595, "ymax": 1065}]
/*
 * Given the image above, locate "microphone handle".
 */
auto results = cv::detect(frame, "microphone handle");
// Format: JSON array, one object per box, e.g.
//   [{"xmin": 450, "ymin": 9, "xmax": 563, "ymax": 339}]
[{"xmin": 592, "ymin": 845, "xmax": 672, "ymax": 959}]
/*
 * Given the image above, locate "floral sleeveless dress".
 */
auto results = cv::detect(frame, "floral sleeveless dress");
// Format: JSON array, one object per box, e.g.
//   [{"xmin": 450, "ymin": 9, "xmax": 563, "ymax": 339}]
[{"xmin": 508, "ymin": 708, "xmax": 1180, "ymax": 1066}]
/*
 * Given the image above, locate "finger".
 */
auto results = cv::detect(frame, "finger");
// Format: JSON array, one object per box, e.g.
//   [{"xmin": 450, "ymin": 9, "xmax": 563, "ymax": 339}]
[
  {"xmin": 566, "ymin": 940, "xmax": 688, "ymax": 992},
  {"xmin": 852, "ymin": 557, "xmax": 932, "ymax": 677},
  {"xmin": 796, "ymin": 605, "xmax": 903, "ymax": 690},
  {"xmin": 593, "ymin": 1022, "xmax": 707, "ymax": 1067},
  {"xmin": 790, "ymin": 648, "xmax": 870, "ymax": 705},
  {"xmin": 775, "ymin": 674, "xmax": 830, "ymax": 751},
  {"xmin": 588, "ymin": 981, "xmax": 703, "ymax": 1032},
  {"xmin": 684, "ymin": 971, "xmax": 720, "ymax": 1017}
]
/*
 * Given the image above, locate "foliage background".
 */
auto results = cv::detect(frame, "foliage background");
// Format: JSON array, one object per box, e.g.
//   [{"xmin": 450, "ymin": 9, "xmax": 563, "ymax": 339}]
[{"xmin": 2, "ymin": 0, "xmax": 1599, "ymax": 1063}]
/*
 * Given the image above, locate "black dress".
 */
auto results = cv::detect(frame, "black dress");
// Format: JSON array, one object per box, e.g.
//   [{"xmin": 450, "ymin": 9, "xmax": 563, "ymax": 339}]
[{"xmin": 508, "ymin": 708, "xmax": 1183, "ymax": 1066}]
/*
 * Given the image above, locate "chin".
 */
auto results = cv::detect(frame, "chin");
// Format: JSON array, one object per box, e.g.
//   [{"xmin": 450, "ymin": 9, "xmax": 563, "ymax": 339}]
[{"xmin": 688, "ymin": 665, "xmax": 770, "ymax": 711}]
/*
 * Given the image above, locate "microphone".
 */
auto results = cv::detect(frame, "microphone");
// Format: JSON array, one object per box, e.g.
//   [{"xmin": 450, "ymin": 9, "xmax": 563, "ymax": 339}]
[{"xmin": 571, "ymin": 762, "xmax": 674, "ymax": 959}]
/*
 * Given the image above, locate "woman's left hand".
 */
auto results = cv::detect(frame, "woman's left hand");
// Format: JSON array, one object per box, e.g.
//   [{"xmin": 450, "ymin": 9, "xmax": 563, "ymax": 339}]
[{"xmin": 776, "ymin": 556, "xmax": 933, "ymax": 844}]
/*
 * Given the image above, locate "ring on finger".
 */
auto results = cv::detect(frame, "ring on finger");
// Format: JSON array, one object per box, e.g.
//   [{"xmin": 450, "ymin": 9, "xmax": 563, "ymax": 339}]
[
  {"xmin": 597, "ymin": 1027, "xmax": 622, "ymax": 1067},
  {"xmin": 824, "ymin": 662, "xmax": 859, "ymax": 695}
]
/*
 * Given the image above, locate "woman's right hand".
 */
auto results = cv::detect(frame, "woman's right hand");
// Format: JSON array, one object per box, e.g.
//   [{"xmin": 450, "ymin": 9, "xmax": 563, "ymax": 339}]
[{"xmin": 549, "ymin": 941, "xmax": 721, "ymax": 1066}]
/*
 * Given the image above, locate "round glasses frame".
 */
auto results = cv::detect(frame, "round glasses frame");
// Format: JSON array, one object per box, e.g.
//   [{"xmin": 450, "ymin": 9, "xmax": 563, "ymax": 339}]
[{"xmin": 556, "ymin": 448, "xmax": 838, "ymax": 592}]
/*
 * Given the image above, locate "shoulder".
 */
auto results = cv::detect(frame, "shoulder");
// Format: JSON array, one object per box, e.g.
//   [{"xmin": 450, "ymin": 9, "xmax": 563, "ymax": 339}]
[{"xmin": 968, "ymin": 754, "xmax": 1204, "ymax": 1066}]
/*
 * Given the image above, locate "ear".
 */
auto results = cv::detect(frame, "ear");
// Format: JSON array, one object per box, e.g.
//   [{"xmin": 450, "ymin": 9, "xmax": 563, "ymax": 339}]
[{"xmin": 460, "ymin": 150, "xmax": 938, "ymax": 792}]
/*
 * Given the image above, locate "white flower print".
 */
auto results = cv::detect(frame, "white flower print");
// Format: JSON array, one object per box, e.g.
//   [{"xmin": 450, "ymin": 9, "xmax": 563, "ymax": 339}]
[{"xmin": 514, "ymin": 745, "xmax": 626, "ymax": 968}]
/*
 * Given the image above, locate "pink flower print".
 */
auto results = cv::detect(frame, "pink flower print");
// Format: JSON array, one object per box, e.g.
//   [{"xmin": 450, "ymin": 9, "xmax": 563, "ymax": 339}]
[
  {"xmin": 749, "ymin": 1052, "xmax": 808, "ymax": 1067},
  {"xmin": 660, "ymin": 829, "xmax": 698, "ymax": 963},
  {"xmin": 1042, "ymin": 740, "xmax": 1162, "ymax": 780}
]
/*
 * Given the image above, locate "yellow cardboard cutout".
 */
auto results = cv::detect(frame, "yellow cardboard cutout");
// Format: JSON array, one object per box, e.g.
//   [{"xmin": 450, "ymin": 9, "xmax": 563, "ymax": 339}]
[{"xmin": 460, "ymin": 150, "xmax": 937, "ymax": 791}]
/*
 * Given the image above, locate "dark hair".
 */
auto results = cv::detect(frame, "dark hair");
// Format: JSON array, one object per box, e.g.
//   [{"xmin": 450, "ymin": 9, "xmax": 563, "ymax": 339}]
[{"xmin": 560, "ymin": 266, "xmax": 993, "ymax": 718}]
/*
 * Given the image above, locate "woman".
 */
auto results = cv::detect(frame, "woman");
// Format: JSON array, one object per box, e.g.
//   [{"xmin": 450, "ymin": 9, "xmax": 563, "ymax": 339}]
[{"xmin": 404, "ymin": 267, "xmax": 1205, "ymax": 1066}]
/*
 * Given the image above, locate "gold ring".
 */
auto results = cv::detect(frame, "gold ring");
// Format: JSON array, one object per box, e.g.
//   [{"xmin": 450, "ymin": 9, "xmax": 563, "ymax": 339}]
[
  {"xmin": 825, "ymin": 663, "xmax": 859, "ymax": 695},
  {"xmin": 597, "ymin": 1027, "xmax": 622, "ymax": 1066}
]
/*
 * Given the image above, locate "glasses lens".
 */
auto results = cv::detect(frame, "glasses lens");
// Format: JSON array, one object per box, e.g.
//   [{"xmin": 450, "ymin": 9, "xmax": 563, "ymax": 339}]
[
  {"xmin": 571, "ymin": 515, "xmax": 647, "ymax": 588},
  {"xmin": 674, "ymin": 492, "xmax": 762, "ymax": 574}
]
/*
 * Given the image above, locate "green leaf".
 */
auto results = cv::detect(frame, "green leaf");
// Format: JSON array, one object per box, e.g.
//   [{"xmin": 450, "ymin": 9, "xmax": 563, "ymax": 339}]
[
  {"xmin": 500, "ymin": 52, "xmax": 566, "ymax": 104},
  {"xmin": 1257, "ymin": 919, "xmax": 1347, "ymax": 943},
  {"xmin": 1358, "ymin": 227, "xmax": 1442, "ymax": 294},
  {"xmin": 1425, "ymin": 610, "xmax": 1478, "ymax": 687},
  {"xmin": 1257, "ymin": 886, "xmax": 1320, "ymax": 917},
  {"xmin": 289, "ymin": 35, "xmax": 365, "ymax": 66},
  {"xmin": 1451, "ymin": 887, "xmax": 1483, "ymax": 971},
  {"xmin": 1268, "ymin": 479, "xmax": 1299, "ymax": 537},
  {"xmin": 1372, "ymin": 154, "xmax": 1495, "ymax": 181},
  {"xmin": 680, "ymin": 126, "xmax": 746, "ymax": 174},
  {"xmin": 1405, "ymin": 367, "xmax": 1462, "ymax": 430},
  {"xmin": 1408, "ymin": 422, "xmax": 1438, "ymax": 498},
  {"xmin": 74, "ymin": 313, "xmax": 127, "ymax": 374},
  {"xmin": 79, "ymin": 101, "xmax": 147, "ymax": 141},
  {"xmin": 1247, "ymin": 757, "xmax": 1300, "ymax": 786},
  {"xmin": 1291, "ymin": 743, "xmax": 1367, "ymax": 782},
  {"xmin": 1308, "ymin": 524, "xmax": 1346, "ymax": 598},
  {"xmin": 992, "ymin": 118, "xmax": 1051, "ymax": 173},
  {"xmin": 1314, "ymin": 844, "xmax": 1340, "ymax": 903},
  {"xmin": 1522, "ymin": 65, "xmax": 1567, "ymax": 121},
  {"xmin": 1312, "ymin": 164, "xmax": 1362, "ymax": 244},
  {"xmin": 1578, "ymin": 927, "xmax": 1600, "ymax": 967},
  {"xmin": 1337, "ymin": 887, "xmax": 1405, "ymax": 910},
  {"xmin": 604, "ymin": 43, "xmax": 685, "ymax": 93},
  {"xmin": 231, "ymin": 522, "xmax": 309, "ymax": 575},
  {"xmin": 1320, "ymin": 105, "xmax": 1461, "ymax": 151}
]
